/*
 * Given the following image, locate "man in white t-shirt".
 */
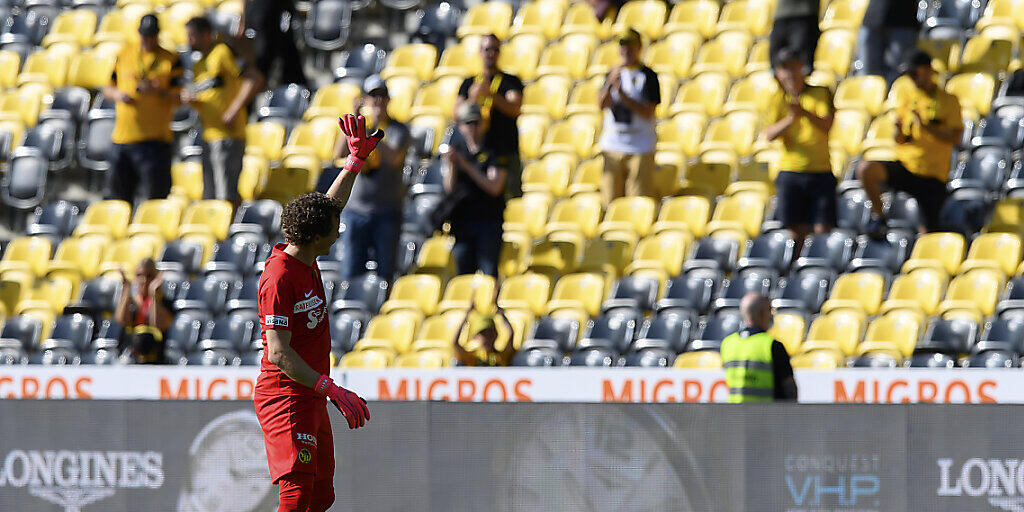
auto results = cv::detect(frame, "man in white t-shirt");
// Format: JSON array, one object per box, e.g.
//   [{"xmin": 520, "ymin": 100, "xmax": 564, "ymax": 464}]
[{"xmin": 597, "ymin": 28, "xmax": 661, "ymax": 206}]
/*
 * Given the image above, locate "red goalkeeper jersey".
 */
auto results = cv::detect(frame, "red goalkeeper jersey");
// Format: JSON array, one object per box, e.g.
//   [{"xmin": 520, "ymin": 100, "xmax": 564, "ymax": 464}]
[{"xmin": 256, "ymin": 243, "xmax": 331, "ymax": 396}]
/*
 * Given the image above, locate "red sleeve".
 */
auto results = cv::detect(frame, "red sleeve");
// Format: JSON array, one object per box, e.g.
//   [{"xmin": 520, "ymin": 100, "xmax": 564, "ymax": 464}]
[{"xmin": 259, "ymin": 274, "xmax": 294, "ymax": 331}]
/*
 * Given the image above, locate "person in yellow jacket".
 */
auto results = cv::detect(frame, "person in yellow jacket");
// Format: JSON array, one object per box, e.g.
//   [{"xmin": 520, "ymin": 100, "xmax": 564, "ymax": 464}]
[{"xmin": 720, "ymin": 293, "xmax": 798, "ymax": 403}]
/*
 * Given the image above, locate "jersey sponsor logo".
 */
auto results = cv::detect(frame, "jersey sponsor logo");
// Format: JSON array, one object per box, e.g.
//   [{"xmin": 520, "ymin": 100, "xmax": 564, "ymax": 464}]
[
  {"xmin": 307, "ymin": 304, "xmax": 327, "ymax": 330},
  {"xmin": 293, "ymin": 296, "xmax": 323, "ymax": 314},
  {"xmin": 304, "ymin": 290, "xmax": 313, "ymax": 298},
  {"xmin": 295, "ymin": 433, "xmax": 317, "ymax": 447},
  {"xmin": 297, "ymin": 448, "xmax": 311, "ymax": 464},
  {"xmin": 265, "ymin": 315, "xmax": 289, "ymax": 327}
]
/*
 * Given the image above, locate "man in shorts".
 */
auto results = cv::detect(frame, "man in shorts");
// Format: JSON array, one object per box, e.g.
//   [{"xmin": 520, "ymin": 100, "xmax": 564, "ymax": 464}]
[
  {"xmin": 764, "ymin": 48, "xmax": 835, "ymax": 255},
  {"xmin": 254, "ymin": 114, "xmax": 378, "ymax": 511},
  {"xmin": 857, "ymin": 50, "xmax": 963, "ymax": 236}
]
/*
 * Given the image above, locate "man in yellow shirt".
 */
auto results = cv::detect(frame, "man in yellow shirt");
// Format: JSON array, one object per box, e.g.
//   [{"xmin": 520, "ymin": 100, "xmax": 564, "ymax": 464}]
[
  {"xmin": 764, "ymin": 48, "xmax": 835, "ymax": 255},
  {"xmin": 102, "ymin": 14, "xmax": 182, "ymax": 204},
  {"xmin": 857, "ymin": 50, "xmax": 962, "ymax": 236},
  {"xmin": 182, "ymin": 16, "xmax": 263, "ymax": 207}
]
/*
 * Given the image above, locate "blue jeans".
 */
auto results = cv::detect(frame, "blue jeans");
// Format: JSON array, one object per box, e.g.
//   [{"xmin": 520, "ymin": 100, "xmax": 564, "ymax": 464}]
[
  {"xmin": 452, "ymin": 219, "xmax": 502, "ymax": 277},
  {"xmin": 858, "ymin": 26, "xmax": 917, "ymax": 83},
  {"xmin": 338, "ymin": 210, "xmax": 400, "ymax": 281}
]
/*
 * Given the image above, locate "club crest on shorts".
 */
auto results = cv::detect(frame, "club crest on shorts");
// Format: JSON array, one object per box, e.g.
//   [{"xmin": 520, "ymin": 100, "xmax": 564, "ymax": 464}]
[{"xmin": 297, "ymin": 448, "xmax": 311, "ymax": 464}]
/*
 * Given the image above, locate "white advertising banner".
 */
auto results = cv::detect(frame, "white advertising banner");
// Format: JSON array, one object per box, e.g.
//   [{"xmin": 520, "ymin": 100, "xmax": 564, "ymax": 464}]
[{"xmin": 0, "ymin": 366, "xmax": 1020, "ymax": 403}]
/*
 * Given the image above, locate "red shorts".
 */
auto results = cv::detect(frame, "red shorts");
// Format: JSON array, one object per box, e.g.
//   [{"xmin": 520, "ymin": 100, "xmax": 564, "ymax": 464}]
[{"xmin": 254, "ymin": 390, "xmax": 335, "ymax": 483}]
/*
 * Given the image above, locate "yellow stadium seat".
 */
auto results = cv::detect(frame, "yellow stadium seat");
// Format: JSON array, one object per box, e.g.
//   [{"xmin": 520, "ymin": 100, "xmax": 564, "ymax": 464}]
[
  {"xmin": 805, "ymin": 310, "xmax": 866, "ymax": 356},
  {"xmin": 722, "ymin": 71, "xmax": 779, "ymax": 115},
  {"xmin": 46, "ymin": 237, "xmax": 104, "ymax": 282},
  {"xmin": 499, "ymin": 232, "xmax": 530, "ymax": 278},
  {"xmin": 170, "ymin": 161, "xmax": 203, "ymax": 201},
  {"xmin": 791, "ymin": 342, "xmax": 846, "ymax": 369},
  {"xmin": 878, "ymin": 268, "xmax": 947, "ymax": 317},
  {"xmin": 545, "ymin": 195, "xmax": 603, "ymax": 239},
  {"xmin": 17, "ymin": 49, "xmax": 71, "ymax": 88},
  {"xmin": 393, "ymin": 349, "xmax": 450, "ymax": 368},
  {"xmin": 539, "ymin": 117, "xmax": 597, "ymax": 159},
  {"xmin": 19, "ymin": 307, "xmax": 57, "ymax": 340},
  {"xmin": 715, "ymin": 0, "xmax": 772, "ymax": 37},
  {"xmin": 256, "ymin": 167, "xmax": 307, "ymax": 205},
  {"xmin": 536, "ymin": 40, "xmax": 591, "ymax": 80},
  {"xmin": 177, "ymin": 200, "xmax": 233, "ymax": 241},
  {"xmin": 126, "ymin": 199, "xmax": 183, "ymax": 240},
  {"xmin": 954, "ymin": 33, "xmax": 1013, "ymax": 75},
  {"xmin": 409, "ymin": 76, "xmax": 462, "ymax": 119},
  {"xmin": 411, "ymin": 310, "xmax": 466, "ymax": 349},
  {"xmin": 0, "ymin": 50, "xmax": 19, "ymax": 89},
  {"xmin": 413, "ymin": 235, "xmax": 455, "ymax": 279},
  {"xmin": 945, "ymin": 72, "xmax": 995, "ymax": 120},
  {"xmin": 516, "ymin": 114, "xmax": 549, "ymax": 161},
  {"xmin": 656, "ymin": 113, "xmax": 707, "ymax": 158},
  {"xmin": 0, "ymin": 237, "xmax": 52, "ymax": 277},
  {"xmin": 380, "ymin": 274, "xmax": 443, "ymax": 317},
  {"xmin": 862, "ymin": 312, "xmax": 921, "ymax": 358},
  {"xmin": 598, "ymin": 196, "xmax": 657, "ymax": 239},
  {"xmin": 560, "ymin": 2, "xmax": 613, "ymax": 39},
  {"xmin": 42, "ymin": 9, "xmax": 97, "ymax": 47},
  {"xmin": 834, "ymin": 75, "xmax": 887, "ymax": 115},
  {"xmin": 431, "ymin": 41, "xmax": 480, "ymax": 79},
  {"xmin": 613, "ymin": 0, "xmax": 667, "ymax": 40},
  {"xmin": 704, "ymin": 190, "xmax": 766, "ymax": 238},
  {"xmin": 437, "ymin": 273, "xmax": 497, "ymax": 314},
  {"xmin": 521, "ymin": 157, "xmax": 571, "ymax": 198},
  {"xmin": 498, "ymin": 34, "xmax": 544, "ymax": 81},
  {"xmin": 821, "ymin": 272, "xmax": 886, "ymax": 316},
  {"xmin": 829, "ymin": 108, "xmax": 870, "ymax": 156},
  {"xmin": 97, "ymin": 234, "xmax": 164, "ymax": 277},
  {"xmin": 521, "ymin": 74, "xmax": 571, "ymax": 119},
  {"xmin": 745, "ymin": 40, "xmax": 770, "ymax": 75},
  {"xmin": 526, "ymin": 238, "xmax": 580, "ymax": 279},
  {"xmin": 565, "ymin": 156, "xmax": 604, "ymax": 196},
  {"xmin": 643, "ymin": 38, "xmax": 695, "ymax": 78},
  {"xmin": 0, "ymin": 83, "xmax": 50, "ymax": 127},
  {"xmin": 67, "ymin": 50, "xmax": 116, "ymax": 90},
  {"xmin": 73, "ymin": 200, "xmax": 131, "ymax": 240},
  {"xmin": 238, "ymin": 154, "xmax": 268, "ymax": 202},
  {"xmin": 665, "ymin": 0, "xmax": 719, "ymax": 39},
  {"xmin": 564, "ymin": 76, "xmax": 602, "ymax": 117},
  {"xmin": 699, "ymin": 110, "xmax": 760, "ymax": 160},
  {"xmin": 770, "ymin": 312, "xmax": 806, "ymax": 355},
  {"xmin": 16, "ymin": 277, "xmax": 75, "ymax": 316},
  {"xmin": 457, "ymin": 1, "xmax": 513, "ymax": 39},
  {"xmin": 937, "ymin": 268, "xmax": 1004, "ymax": 323},
  {"xmin": 510, "ymin": 0, "xmax": 566, "ymax": 40},
  {"xmin": 813, "ymin": 29, "xmax": 857, "ymax": 79},
  {"xmin": 384, "ymin": 76, "xmax": 417, "ymax": 123},
  {"xmin": 650, "ymin": 63, "xmax": 703, "ymax": 99},
  {"xmin": 280, "ymin": 117, "xmax": 341, "ymax": 176},
  {"xmin": 691, "ymin": 33, "xmax": 752, "ymax": 78},
  {"xmin": 158, "ymin": 1, "xmax": 204, "ymax": 49},
  {"xmin": 975, "ymin": 0, "xmax": 1021, "ymax": 31},
  {"xmin": 503, "ymin": 195, "xmax": 551, "ymax": 239},
  {"xmin": 0, "ymin": 275, "xmax": 30, "ymax": 315},
  {"xmin": 304, "ymin": 82, "xmax": 361, "ymax": 121},
  {"xmin": 579, "ymin": 237, "xmax": 636, "ymax": 279},
  {"xmin": 357, "ymin": 310, "xmax": 422, "ymax": 353},
  {"xmin": 339, "ymin": 349, "xmax": 393, "ymax": 368},
  {"xmin": 546, "ymin": 272, "xmax": 606, "ymax": 317},
  {"xmin": 586, "ymin": 41, "xmax": 620, "ymax": 79},
  {"xmin": 380, "ymin": 43, "xmax": 438, "ymax": 81},
  {"xmin": 859, "ymin": 111, "xmax": 898, "ymax": 161},
  {"xmin": 818, "ymin": 0, "xmax": 869, "ymax": 31},
  {"xmin": 987, "ymin": 197, "xmax": 1024, "ymax": 235},
  {"xmin": 623, "ymin": 230, "xmax": 691, "ymax": 277},
  {"xmin": 498, "ymin": 273, "xmax": 552, "ymax": 316},
  {"xmin": 901, "ymin": 232, "xmax": 967, "ymax": 275},
  {"xmin": 673, "ymin": 349, "xmax": 722, "ymax": 369},
  {"xmin": 245, "ymin": 121, "xmax": 286, "ymax": 162},
  {"xmin": 651, "ymin": 195, "xmax": 710, "ymax": 237},
  {"xmin": 93, "ymin": 7, "xmax": 144, "ymax": 45},
  {"xmin": 959, "ymin": 233, "xmax": 1022, "ymax": 276}
]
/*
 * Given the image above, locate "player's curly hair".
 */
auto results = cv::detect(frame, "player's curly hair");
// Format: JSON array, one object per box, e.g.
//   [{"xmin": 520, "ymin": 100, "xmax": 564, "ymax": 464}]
[{"xmin": 281, "ymin": 192, "xmax": 343, "ymax": 247}]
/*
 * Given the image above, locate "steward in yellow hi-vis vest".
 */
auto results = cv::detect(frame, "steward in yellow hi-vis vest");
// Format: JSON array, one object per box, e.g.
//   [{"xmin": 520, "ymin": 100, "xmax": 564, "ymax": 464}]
[{"xmin": 719, "ymin": 293, "xmax": 797, "ymax": 403}]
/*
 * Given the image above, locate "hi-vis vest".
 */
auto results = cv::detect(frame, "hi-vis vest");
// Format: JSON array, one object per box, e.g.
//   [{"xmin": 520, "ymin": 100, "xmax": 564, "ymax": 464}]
[{"xmin": 720, "ymin": 331, "xmax": 775, "ymax": 403}]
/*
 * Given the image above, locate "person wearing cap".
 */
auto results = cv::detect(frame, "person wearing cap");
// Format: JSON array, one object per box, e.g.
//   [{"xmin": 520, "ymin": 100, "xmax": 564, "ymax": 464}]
[
  {"xmin": 102, "ymin": 14, "xmax": 183, "ymax": 204},
  {"xmin": 182, "ymin": 16, "xmax": 264, "ymax": 208},
  {"xmin": 452, "ymin": 292, "xmax": 515, "ymax": 367},
  {"xmin": 441, "ymin": 102, "xmax": 508, "ymax": 277},
  {"xmin": 764, "ymin": 48, "xmax": 835, "ymax": 257},
  {"xmin": 324, "ymin": 75, "xmax": 410, "ymax": 282},
  {"xmin": 598, "ymin": 28, "xmax": 661, "ymax": 206},
  {"xmin": 455, "ymin": 34, "xmax": 524, "ymax": 198},
  {"xmin": 856, "ymin": 51, "xmax": 962, "ymax": 237}
]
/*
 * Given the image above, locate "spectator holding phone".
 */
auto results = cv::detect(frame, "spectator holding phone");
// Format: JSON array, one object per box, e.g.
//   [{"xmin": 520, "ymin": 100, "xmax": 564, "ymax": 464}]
[{"xmin": 115, "ymin": 258, "xmax": 174, "ymax": 363}]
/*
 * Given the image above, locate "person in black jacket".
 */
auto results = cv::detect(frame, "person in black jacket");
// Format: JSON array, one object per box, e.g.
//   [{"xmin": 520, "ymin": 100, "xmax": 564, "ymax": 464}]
[{"xmin": 858, "ymin": 0, "xmax": 922, "ymax": 82}]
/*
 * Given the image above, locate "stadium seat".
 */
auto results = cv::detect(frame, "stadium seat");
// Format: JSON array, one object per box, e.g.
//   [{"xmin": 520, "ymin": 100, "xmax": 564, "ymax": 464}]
[
  {"xmin": 612, "ymin": 0, "xmax": 667, "ymax": 40},
  {"xmin": 380, "ymin": 44, "xmax": 437, "ymax": 82},
  {"xmin": 683, "ymin": 236, "xmax": 740, "ymax": 273},
  {"xmin": 862, "ymin": 312, "xmax": 922, "ymax": 358},
  {"xmin": 770, "ymin": 312, "xmax": 806, "ymax": 355},
  {"xmin": 812, "ymin": 29, "xmax": 857, "ymax": 80},
  {"xmin": 955, "ymin": 31, "xmax": 1014, "ymax": 75},
  {"xmin": 569, "ymin": 339, "xmax": 618, "ymax": 366},
  {"xmin": 46, "ymin": 237, "xmax": 104, "ymax": 282},
  {"xmin": 689, "ymin": 310, "xmax": 744, "ymax": 351},
  {"xmin": 384, "ymin": 76, "xmax": 418, "ymax": 122},
  {"xmin": 412, "ymin": 235, "xmax": 455, "ymax": 279},
  {"xmin": 975, "ymin": 317, "xmax": 1024, "ymax": 354},
  {"xmin": 963, "ymin": 349, "xmax": 1018, "ymax": 368},
  {"xmin": 0, "ymin": 314, "xmax": 41, "ymax": 352},
  {"xmin": 536, "ymin": 39, "xmax": 592, "ymax": 80},
  {"xmin": 512, "ymin": 339, "xmax": 563, "ymax": 366},
  {"xmin": 946, "ymin": 72, "xmax": 995, "ymax": 120},
  {"xmin": 409, "ymin": 77, "xmax": 461, "ymax": 119},
  {"xmin": 578, "ymin": 313, "xmax": 638, "ymax": 353},
  {"xmin": 526, "ymin": 238, "xmax": 580, "ymax": 280},
  {"xmin": 578, "ymin": 237, "xmax": 635, "ymax": 279},
  {"xmin": 331, "ymin": 274, "xmax": 389, "ymax": 317},
  {"xmin": 820, "ymin": 272, "xmax": 886, "ymax": 316},
  {"xmin": 503, "ymin": 195, "xmax": 551, "ymax": 239},
  {"xmin": 73, "ymin": 200, "xmax": 131, "ymax": 241},
  {"xmin": 715, "ymin": 0, "xmax": 772, "ymax": 37},
  {"xmin": 958, "ymin": 232, "xmax": 1022, "ymax": 276},
  {"xmin": 170, "ymin": 161, "xmax": 204, "ymax": 202},
  {"xmin": 410, "ymin": 310, "xmax": 465, "ymax": 352},
  {"xmin": 126, "ymin": 199, "xmax": 183, "ymax": 241},
  {"xmin": 657, "ymin": 113, "xmax": 708, "ymax": 158},
  {"xmin": 432, "ymin": 41, "xmax": 480, "ymax": 79},
  {"xmin": 664, "ymin": 0, "xmax": 719, "ymax": 39},
  {"xmin": 521, "ymin": 75, "xmax": 571, "ymax": 119},
  {"xmin": 339, "ymin": 349, "xmax": 393, "ymax": 368},
  {"xmin": 380, "ymin": 274, "xmax": 442, "ymax": 317},
  {"xmin": 178, "ymin": 200, "xmax": 234, "ymax": 241},
  {"xmin": 546, "ymin": 272, "xmax": 607, "ymax": 318},
  {"xmin": 722, "ymin": 71, "xmax": 778, "ymax": 116},
  {"xmin": 510, "ymin": 0, "xmax": 566, "ymax": 40},
  {"xmin": 644, "ymin": 38, "xmax": 696, "ymax": 78},
  {"xmin": 670, "ymin": 71, "xmax": 729, "ymax": 117},
  {"xmin": 560, "ymin": 2, "xmax": 613, "ymax": 39},
  {"xmin": 673, "ymin": 349, "xmax": 722, "ymax": 368},
  {"xmin": 705, "ymin": 191, "xmax": 766, "ymax": 239},
  {"xmin": 0, "ymin": 236, "xmax": 51, "ymax": 277},
  {"xmin": 565, "ymin": 76, "xmax": 603, "ymax": 117},
  {"xmin": 635, "ymin": 311, "xmax": 692, "ymax": 353},
  {"xmin": 456, "ymin": 1, "xmax": 512, "ymax": 40},
  {"xmin": 601, "ymin": 274, "xmax": 660, "ymax": 315},
  {"xmin": 497, "ymin": 34, "xmax": 544, "ymax": 81},
  {"xmin": 847, "ymin": 231, "xmax": 913, "ymax": 274},
  {"xmin": 437, "ymin": 274, "xmax": 496, "ymax": 314},
  {"xmin": 803, "ymin": 310, "xmax": 864, "ymax": 356},
  {"xmin": 790, "ymin": 340, "xmax": 846, "ymax": 369},
  {"xmin": 304, "ymin": 83, "xmax": 361, "ymax": 122},
  {"xmin": 586, "ymin": 41, "xmax": 621, "ymax": 79},
  {"xmin": 714, "ymin": 268, "xmax": 775, "ymax": 312},
  {"xmin": 354, "ymin": 309, "xmax": 421, "ymax": 354},
  {"xmin": 17, "ymin": 48, "xmax": 71, "ymax": 88},
  {"xmin": 521, "ymin": 156, "xmax": 572, "ymax": 198},
  {"xmin": 566, "ymin": 157, "xmax": 604, "ymax": 197},
  {"xmin": 699, "ymin": 110, "xmax": 759, "ymax": 161},
  {"xmin": 794, "ymin": 231, "xmax": 857, "ymax": 273},
  {"xmin": 624, "ymin": 231, "xmax": 691, "ymax": 277},
  {"xmin": 901, "ymin": 232, "xmax": 967, "ymax": 275},
  {"xmin": 498, "ymin": 273, "xmax": 551, "ymax": 317},
  {"xmin": 918, "ymin": 317, "xmax": 977, "ymax": 354},
  {"xmin": 834, "ymin": 75, "xmax": 887, "ymax": 115},
  {"xmin": 598, "ymin": 196, "xmax": 657, "ymax": 239},
  {"xmin": 545, "ymin": 195, "xmax": 603, "ymax": 239},
  {"xmin": 652, "ymin": 195, "xmax": 710, "ymax": 237},
  {"xmin": 527, "ymin": 315, "xmax": 580, "ymax": 352},
  {"xmin": 937, "ymin": 268, "xmax": 1005, "ymax": 323},
  {"xmin": 736, "ymin": 232, "xmax": 795, "ymax": 275},
  {"xmin": 771, "ymin": 269, "xmax": 831, "ymax": 314},
  {"xmin": 173, "ymin": 275, "xmax": 232, "ymax": 317}
]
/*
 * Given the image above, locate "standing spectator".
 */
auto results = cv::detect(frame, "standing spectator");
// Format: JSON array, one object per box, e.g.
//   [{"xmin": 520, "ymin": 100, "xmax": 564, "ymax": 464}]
[
  {"xmin": 764, "ymin": 48, "xmax": 835, "ymax": 256},
  {"xmin": 239, "ymin": 0, "xmax": 306, "ymax": 87},
  {"xmin": 451, "ymin": 288, "xmax": 515, "ymax": 367},
  {"xmin": 103, "ymin": 14, "xmax": 182, "ymax": 205},
  {"xmin": 859, "ymin": 0, "xmax": 922, "ymax": 82},
  {"xmin": 324, "ymin": 76, "xmax": 411, "ymax": 281},
  {"xmin": 769, "ymin": 0, "xmax": 819, "ymax": 74},
  {"xmin": 720, "ymin": 293, "xmax": 797, "ymax": 403},
  {"xmin": 857, "ymin": 51, "xmax": 962, "ymax": 236},
  {"xmin": 455, "ymin": 34, "xmax": 523, "ymax": 198},
  {"xmin": 442, "ymin": 104, "xmax": 508, "ymax": 277},
  {"xmin": 597, "ymin": 28, "xmax": 660, "ymax": 206},
  {"xmin": 182, "ymin": 16, "xmax": 264, "ymax": 208},
  {"xmin": 115, "ymin": 258, "xmax": 174, "ymax": 363}
]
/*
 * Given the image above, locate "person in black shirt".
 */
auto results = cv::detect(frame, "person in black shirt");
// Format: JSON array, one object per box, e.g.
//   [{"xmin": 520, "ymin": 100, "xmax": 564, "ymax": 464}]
[
  {"xmin": 858, "ymin": 0, "xmax": 921, "ymax": 82},
  {"xmin": 443, "ymin": 104, "xmax": 508, "ymax": 277},
  {"xmin": 239, "ymin": 0, "xmax": 306, "ymax": 87},
  {"xmin": 455, "ymin": 34, "xmax": 523, "ymax": 198}
]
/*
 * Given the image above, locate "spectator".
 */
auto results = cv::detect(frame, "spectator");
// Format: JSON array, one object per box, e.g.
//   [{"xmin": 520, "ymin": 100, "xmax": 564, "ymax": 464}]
[
  {"xmin": 720, "ymin": 292, "xmax": 797, "ymax": 403},
  {"xmin": 764, "ymin": 48, "xmax": 835, "ymax": 256},
  {"xmin": 182, "ymin": 16, "xmax": 264, "ymax": 208},
  {"xmin": 103, "ymin": 14, "xmax": 182, "ymax": 205},
  {"xmin": 239, "ymin": 0, "xmax": 306, "ymax": 87},
  {"xmin": 452, "ymin": 291, "xmax": 515, "ymax": 367},
  {"xmin": 455, "ymin": 34, "xmax": 523, "ymax": 198},
  {"xmin": 769, "ymin": 0, "xmax": 819, "ymax": 74},
  {"xmin": 857, "ymin": 51, "xmax": 962, "ymax": 237},
  {"xmin": 597, "ymin": 28, "xmax": 660, "ymax": 206},
  {"xmin": 858, "ymin": 0, "xmax": 921, "ymax": 82},
  {"xmin": 442, "ymin": 104, "xmax": 507, "ymax": 277},
  {"xmin": 323, "ymin": 76, "xmax": 411, "ymax": 281},
  {"xmin": 115, "ymin": 258, "xmax": 174, "ymax": 364}
]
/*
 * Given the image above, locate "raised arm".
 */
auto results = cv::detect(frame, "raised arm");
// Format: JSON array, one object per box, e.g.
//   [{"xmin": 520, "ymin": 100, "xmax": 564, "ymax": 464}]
[{"xmin": 327, "ymin": 114, "xmax": 385, "ymax": 206}]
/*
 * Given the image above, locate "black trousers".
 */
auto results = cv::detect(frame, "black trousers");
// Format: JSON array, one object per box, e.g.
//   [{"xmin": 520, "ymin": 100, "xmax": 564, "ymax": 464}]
[
  {"xmin": 105, "ymin": 140, "xmax": 172, "ymax": 204},
  {"xmin": 245, "ymin": 0, "xmax": 307, "ymax": 86}
]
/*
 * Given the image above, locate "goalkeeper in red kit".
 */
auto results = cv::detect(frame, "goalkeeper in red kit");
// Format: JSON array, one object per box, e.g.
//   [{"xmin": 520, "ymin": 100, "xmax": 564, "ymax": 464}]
[{"xmin": 254, "ymin": 114, "xmax": 377, "ymax": 511}]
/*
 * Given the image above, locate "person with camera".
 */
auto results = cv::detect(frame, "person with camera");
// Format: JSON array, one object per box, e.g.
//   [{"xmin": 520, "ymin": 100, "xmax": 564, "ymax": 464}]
[
  {"xmin": 103, "ymin": 14, "xmax": 183, "ymax": 204},
  {"xmin": 115, "ymin": 258, "xmax": 174, "ymax": 364},
  {"xmin": 856, "ymin": 51, "xmax": 963, "ymax": 236}
]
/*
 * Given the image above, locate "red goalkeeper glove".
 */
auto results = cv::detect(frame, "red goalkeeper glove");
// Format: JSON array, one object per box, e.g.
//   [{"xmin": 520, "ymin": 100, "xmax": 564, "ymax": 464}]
[
  {"xmin": 338, "ymin": 113, "xmax": 385, "ymax": 174},
  {"xmin": 314, "ymin": 374, "xmax": 370, "ymax": 429}
]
